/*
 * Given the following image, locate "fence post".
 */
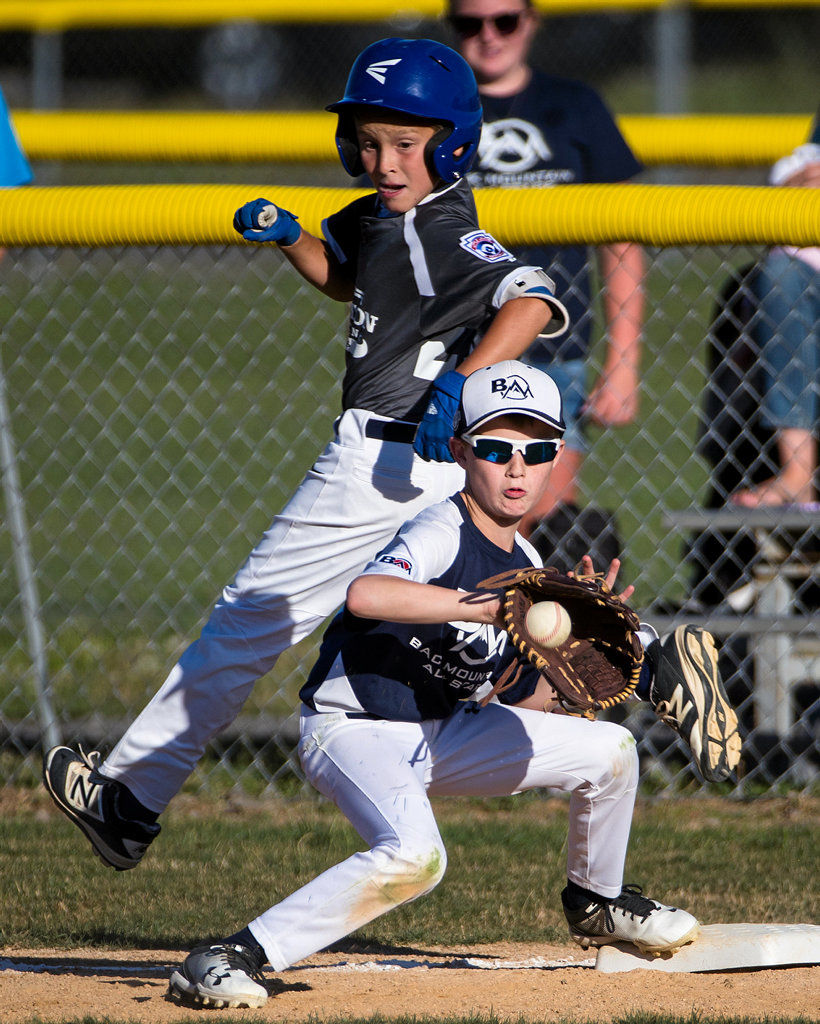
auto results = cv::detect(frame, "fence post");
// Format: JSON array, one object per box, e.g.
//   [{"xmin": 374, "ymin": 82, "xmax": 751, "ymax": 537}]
[
  {"xmin": 0, "ymin": 344, "xmax": 60, "ymax": 753},
  {"xmin": 32, "ymin": 30, "xmax": 64, "ymax": 110}
]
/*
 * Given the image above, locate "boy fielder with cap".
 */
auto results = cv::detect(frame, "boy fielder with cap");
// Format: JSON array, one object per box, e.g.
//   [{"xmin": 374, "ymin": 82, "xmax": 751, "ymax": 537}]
[
  {"xmin": 44, "ymin": 39, "xmax": 737, "ymax": 882},
  {"xmin": 167, "ymin": 361, "xmax": 701, "ymax": 1010}
]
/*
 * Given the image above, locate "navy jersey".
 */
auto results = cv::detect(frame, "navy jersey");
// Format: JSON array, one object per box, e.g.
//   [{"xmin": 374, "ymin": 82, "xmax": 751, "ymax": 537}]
[
  {"xmin": 300, "ymin": 493, "xmax": 542, "ymax": 721},
  {"xmin": 468, "ymin": 71, "xmax": 642, "ymax": 363},
  {"xmin": 323, "ymin": 178, "xmax": 563, "ymax": 421}
]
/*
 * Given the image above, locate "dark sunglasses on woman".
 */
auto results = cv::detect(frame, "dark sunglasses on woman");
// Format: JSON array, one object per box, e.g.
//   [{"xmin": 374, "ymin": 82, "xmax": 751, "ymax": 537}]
[{"xmin": 448, "ymin": 11, "xmax": 526, "ymax": 38}]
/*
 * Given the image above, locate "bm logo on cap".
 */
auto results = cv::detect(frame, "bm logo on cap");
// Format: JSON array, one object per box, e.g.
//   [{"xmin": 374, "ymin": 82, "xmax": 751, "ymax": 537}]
[{"xmin": 491, "ymin": 375, "xmax": 533, "ymax": 400}]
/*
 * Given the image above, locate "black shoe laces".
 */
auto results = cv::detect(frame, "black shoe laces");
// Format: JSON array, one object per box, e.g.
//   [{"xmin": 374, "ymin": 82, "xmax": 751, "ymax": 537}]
[
  {"xmin": 220, "ymin": 943, "xmax": 267, "ymax": 984},
  {"xmin": 603, "ymin": 884, "xmax": 659, "ymax": 933},
  {"xmin": 186, "ymin": 943, "xmax": 267, "ymax": 986}
]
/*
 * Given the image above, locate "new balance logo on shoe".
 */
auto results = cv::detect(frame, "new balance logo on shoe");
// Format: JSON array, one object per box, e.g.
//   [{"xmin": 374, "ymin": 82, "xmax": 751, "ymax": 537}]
[
  {"xmin": 68, "ymin": 766, "xmax": 104, "ymax": 819},
  {"xmin": 42, "ymin": 746, "xmax": 160, "ymax": 871}
]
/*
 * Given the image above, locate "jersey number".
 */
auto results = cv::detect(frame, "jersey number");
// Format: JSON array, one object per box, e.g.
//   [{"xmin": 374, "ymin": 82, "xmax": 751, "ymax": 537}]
[{"xmin": 413, "ymin": 340, "xmax": 453, "ymax": 382}]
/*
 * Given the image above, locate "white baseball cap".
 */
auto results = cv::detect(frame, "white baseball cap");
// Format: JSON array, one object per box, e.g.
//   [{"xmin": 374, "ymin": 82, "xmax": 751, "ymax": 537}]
[{"xmin": 454, "ymin": 360, "xmax": 565, "ymax": 437}]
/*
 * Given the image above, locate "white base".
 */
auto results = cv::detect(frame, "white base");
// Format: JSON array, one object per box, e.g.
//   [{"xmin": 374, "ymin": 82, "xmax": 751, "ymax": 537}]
[{"xmin": 595, "ymin": 923, "xmax": 820, "ymax": 974}]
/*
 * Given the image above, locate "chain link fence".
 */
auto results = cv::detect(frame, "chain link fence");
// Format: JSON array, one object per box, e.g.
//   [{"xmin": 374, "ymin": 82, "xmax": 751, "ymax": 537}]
[
  {"xmin": 0, "ymin": 2, "xmax": 817, "ymax": 795},
  {"xmin": 1, "ymin": 241, "xmax": 817, "ymax": 794}
]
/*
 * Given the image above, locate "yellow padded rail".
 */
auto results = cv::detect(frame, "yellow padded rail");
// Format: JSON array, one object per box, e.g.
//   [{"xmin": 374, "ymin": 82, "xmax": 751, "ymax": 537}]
[
  {"xmin": 0, "ymin": 1, "xmax": 426, "ymax": 30},
  {"xmin": 3, "ymin": 1, "xmax": 820, "ymax": 30},
  {"xmin": 4, "ymin": 1, "xmax": 786, "ymax": 32},
  {"xmin": 0, "ymin": 184, "xmax": 817, "ymax": 247},
  {"xmin": 619, "ymin": 115, "xmax": 812, "ymax": 168},
  {"xmin": 14, "ymin": 111, "xmax": 337, "ymax": 163},
  {"xmin": 12, "ymin": 112, "xmax": 813, "ymax": 167}
]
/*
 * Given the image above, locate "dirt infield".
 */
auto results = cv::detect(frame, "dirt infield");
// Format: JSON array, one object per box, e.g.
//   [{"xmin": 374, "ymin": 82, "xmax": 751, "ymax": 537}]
[{"xmin": 2, "ymin": 943, "xmax": 817, "ymax": 1022}]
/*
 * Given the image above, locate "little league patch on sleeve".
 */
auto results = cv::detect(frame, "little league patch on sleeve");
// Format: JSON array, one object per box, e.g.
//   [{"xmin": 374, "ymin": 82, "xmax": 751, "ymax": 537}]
[
  {"xmin": 458, "ymin": 231, "xmax": 516, "ymax": 264},
  {"xmin": 378, "ymin": 554, "xmax": 414, "ymax": 574}
]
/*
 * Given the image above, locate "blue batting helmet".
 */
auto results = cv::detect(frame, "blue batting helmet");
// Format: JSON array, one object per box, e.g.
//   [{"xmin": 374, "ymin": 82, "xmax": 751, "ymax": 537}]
[{"xmin": 326, "ymin": 38, "xmax": 482, "ymax": 183}]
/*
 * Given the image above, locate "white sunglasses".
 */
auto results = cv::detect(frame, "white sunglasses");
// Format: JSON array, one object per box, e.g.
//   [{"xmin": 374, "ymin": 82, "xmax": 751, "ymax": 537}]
[{"xmin": 461, "ymin": 434, "xmax": 563, "ymax": 465}]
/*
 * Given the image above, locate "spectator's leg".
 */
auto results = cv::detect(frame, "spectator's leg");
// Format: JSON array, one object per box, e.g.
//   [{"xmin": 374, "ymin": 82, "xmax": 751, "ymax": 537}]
[{"xmin": 732, "ymin": 252, "xmax": 818, "ymax": 507}]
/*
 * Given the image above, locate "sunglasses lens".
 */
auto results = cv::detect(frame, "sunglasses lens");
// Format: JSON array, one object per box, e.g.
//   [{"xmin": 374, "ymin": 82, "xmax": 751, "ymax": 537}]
[
  {"xmin": 471, "ymin": 438, "xmax": 513, "ymax": 463},
  {"xmin": 450, "ymin": 15, "xmax": 482, "ymax": 37},
  {"xmin": 494, "ymin": 13, "xmax": 521, "ymax": 34},
  {"xmin": 523, "ymin": 441, "xmax": 559, "ymax": 465},
  {"xmin": 450, "ymin": 12, "xmax": 522, "ymax": 37}
]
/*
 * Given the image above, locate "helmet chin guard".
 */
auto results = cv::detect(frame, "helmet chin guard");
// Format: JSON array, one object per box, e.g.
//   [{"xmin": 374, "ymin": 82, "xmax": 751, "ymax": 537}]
[{"xmin": 326, "ymin": 38, "xmax": 483, "ymax": 183}]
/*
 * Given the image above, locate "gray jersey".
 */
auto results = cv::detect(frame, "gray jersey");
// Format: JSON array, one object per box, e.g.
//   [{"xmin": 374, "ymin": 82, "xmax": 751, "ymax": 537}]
[{"xmin": 323, "ymin": 179, "xmax": 555, "ymax": 422}]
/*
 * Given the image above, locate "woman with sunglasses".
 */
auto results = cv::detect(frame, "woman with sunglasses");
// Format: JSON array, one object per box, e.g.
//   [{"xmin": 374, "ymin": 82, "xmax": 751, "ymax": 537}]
[
  {"xmin": 166, "ymin": 359, "xmax": 713, "ymax": 1008},
  {"xmin": 448, "ymin": 0, "xmax": 646, "ymax": 544}
]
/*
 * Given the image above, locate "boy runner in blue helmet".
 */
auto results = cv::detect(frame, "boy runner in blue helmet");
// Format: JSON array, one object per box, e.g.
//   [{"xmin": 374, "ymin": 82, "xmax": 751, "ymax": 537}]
[{"xmin": 231, "ymin": 36, "xmax": 568, "ymax": 444}]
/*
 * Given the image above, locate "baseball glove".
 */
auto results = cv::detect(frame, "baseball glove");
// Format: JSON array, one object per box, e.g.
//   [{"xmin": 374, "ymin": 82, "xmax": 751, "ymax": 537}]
[{"xmin": 478, "ymin": 567, "xmax": 644, "ymax": 716}]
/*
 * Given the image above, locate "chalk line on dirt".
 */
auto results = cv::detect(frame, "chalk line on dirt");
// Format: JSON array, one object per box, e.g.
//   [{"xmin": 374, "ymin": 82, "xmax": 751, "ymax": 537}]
[{"xmin": 1, "ymin": 954, "xmax": 594, "ymax": 976}]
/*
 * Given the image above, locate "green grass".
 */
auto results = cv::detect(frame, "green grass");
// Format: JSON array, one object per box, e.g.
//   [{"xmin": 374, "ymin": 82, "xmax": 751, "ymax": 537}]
[
  {"xmin": 3, "ymin": 793, "xmax": 817, "ymax": 950},
  {"xmin": 3, "ymin": 794, "xmax": 817, "ymax": 1024}
]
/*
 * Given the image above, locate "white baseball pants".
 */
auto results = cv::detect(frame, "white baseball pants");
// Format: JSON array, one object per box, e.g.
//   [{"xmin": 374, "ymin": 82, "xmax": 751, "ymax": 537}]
[
  {"xmin": 102, "ymin": 409, "xmax": 465, "ymax": 811},
  {"xmin": 250, "ymin": 703, "xmax": 639, "ymax": 970}
]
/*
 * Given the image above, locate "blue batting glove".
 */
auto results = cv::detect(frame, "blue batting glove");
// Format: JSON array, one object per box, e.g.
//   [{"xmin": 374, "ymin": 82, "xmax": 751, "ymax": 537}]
[
  {"xmin": 413, "ymin": 370, "xmax": 466, "ymax": 463},
  {"xmin": 233, "ymin": 198, "xmax": 301, "ymax": 246}
]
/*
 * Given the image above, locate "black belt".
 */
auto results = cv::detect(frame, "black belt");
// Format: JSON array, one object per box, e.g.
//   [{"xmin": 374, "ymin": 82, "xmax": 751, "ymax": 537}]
[{"xmin": 364, "ymin": 419, "xmax": 417, "ymax": 444}]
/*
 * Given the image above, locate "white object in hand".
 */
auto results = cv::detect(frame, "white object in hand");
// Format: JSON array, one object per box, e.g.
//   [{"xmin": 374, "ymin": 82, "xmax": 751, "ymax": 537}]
[
  {"xmin": 526, "ymin": 601, "xmax": 571, "ymax": 648},
  {"xmin": 258, "ymin": 205, "xmax": 279, "ymax": 227}
]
